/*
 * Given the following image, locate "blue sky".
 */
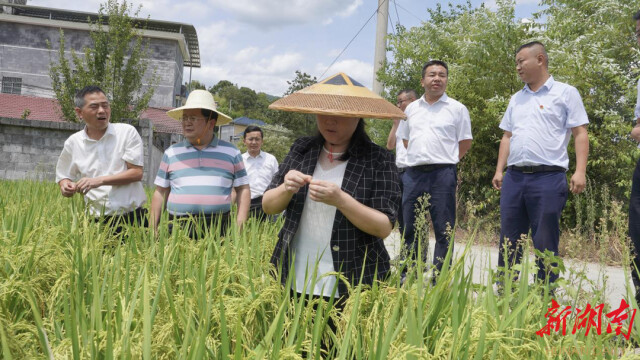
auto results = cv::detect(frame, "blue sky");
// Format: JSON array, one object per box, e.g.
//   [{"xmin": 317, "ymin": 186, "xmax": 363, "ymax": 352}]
[{"xmin": 31, "ymin": 0, "xmax": 541, "ymax": 96}]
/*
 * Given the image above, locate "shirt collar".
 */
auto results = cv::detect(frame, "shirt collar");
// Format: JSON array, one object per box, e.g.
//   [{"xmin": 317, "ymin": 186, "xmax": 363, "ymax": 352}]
[
  {"xmin": 185, "ymin": 135, "xmax": 219, "ymax": 148},
  {"xmin": 419, "ymin": 92, "xmax": 449, "ymax": 105},
  {"xmin": 82, "ymin": 122, "xmax": 114, "ymax": 141},
  {"xmin": 523, "ymin": 76, "xmax": 555, "ymax": 94},
  {"xmin": 246, "ymin": 150, "xmax": 264, "ymax": 159}
]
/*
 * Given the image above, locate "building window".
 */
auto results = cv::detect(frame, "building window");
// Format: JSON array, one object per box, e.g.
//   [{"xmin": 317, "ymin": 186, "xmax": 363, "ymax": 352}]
[{"xmin": 1, "ymin": 77, "xmax": 22, "ymax": 95}]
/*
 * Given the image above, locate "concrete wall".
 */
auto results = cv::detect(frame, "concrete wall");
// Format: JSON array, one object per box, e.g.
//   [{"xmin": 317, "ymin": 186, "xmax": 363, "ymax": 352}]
[
  {"xmin": 0, "ymin": 117, "xmax": 161, "ymax": 186},
  {"xmin": 0, "ymin": 21, "xmax": 184, "ymax": 107}
]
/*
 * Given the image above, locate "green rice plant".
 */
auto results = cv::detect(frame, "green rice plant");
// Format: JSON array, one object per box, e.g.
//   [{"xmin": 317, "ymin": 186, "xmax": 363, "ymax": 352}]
[{"xmin": 0, "ymin": 180, "xmax": 638, "ymax": 359}]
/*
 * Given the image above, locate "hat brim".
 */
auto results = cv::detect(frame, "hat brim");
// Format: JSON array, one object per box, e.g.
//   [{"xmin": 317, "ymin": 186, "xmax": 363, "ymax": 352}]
[
  {"xmin": 268, "ymin": 93, "xmax": 406, "ymax": 119},
  {"xmin": 167, "ymin": 106, "xmax": 233, "ymax": 125}
]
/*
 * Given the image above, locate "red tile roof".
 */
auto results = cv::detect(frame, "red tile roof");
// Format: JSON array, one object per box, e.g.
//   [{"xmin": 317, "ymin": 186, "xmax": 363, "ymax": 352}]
[{"xmin": 0, "ymin": 93, "xmax": 182, "ymax": 134}]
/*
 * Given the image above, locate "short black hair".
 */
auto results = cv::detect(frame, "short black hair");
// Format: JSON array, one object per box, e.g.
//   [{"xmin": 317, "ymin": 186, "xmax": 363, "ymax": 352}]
[
  {"xmin": 243, "ymin": 125, "xmax": 263, "ymax": 139},
  {"xmin": 74, "ymin": 85, "xmax": 107, "ymax": 108},
  {"xmin": 634, "ymin": 10, "xmax": 640, "ymax": 21},
  {"xmin": 398, "ymin": 89, "xmax": 418, "ymax": 100},
  {"xmin": 422, "ymin": 60, "xmax": 448, "ymax": 78},
  {"xmin": 201, "ymin": 109, "xmax": 219, "ymax": 121},
  {"xmin": 516, "ymin": 41, "xmax": 549, "ymax": 66}
]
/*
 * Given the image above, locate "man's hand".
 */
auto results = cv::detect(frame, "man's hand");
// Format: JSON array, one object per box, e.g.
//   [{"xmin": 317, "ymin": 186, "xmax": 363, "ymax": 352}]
[
  {"xmin": 283, "ymin": 170, "xmax": 312, "ymax": 194},
  {"xmin": 308, "ymin": 180, "xmax": 345, "ymax": 207},
  {"xmin": 59, "ymin": 179, "xmax": 77, "ymax": 197},
  {"xmin": 75, "ymin": 177, "xmax": 103, "ymax": 195},
  {"xmin": 570, "ymin": 171, "xmax": 586, "ymax": 194},
  {"xmin": 492, "ymin": 171, "xmax": 504, "ymax": 190}
]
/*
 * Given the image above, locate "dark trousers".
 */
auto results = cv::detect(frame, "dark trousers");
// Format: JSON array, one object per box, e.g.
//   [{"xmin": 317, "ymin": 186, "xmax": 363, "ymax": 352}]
[
  {"xmin": 169, "ymin": 212, "xmax": 230, "ymax": 240},
  {"xmin": 397, "ymin": 168, "xmax": 406, "ymax": 236},
  {"xmin": 249, "ymin": 196, "xmax": 267, "ymax": 221},
  {"xmin": 94, "ymin": 207, "xmax": 148, "ymax": 236},
  {"xmin": 402, "ymin": 165, "xmax": 457, "ymax": 272},
  {"xmin": 629, "ymin": 159, "xmax": 640, "ymax": 301},
  {"xmin": 498, "ymin": 169, "xmax": 568, "ymax": 283}
]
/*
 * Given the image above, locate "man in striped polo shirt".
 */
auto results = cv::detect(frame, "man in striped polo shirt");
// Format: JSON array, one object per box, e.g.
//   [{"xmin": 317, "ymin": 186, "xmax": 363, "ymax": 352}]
[{"xmin": 150, "ymin": 90, "xmax": 250, "ymax": 238}]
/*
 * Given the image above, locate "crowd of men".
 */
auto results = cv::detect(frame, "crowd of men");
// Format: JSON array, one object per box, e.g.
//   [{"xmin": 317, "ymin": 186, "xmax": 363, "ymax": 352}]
[{"xmin": 54, "ymin": 20, "xmax": 640, "ymax": 300}]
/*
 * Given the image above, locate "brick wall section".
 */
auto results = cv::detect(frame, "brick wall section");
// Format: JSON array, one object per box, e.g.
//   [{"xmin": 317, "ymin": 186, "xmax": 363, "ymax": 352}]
[{"xmin": 0, "ymin": 117, "xmax": 159, "ymax": 186}]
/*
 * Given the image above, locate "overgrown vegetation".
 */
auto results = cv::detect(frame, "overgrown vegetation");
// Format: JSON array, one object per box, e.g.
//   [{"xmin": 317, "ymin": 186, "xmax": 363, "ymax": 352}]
[
  {"xmin": 1, "ymin": 179, "xmax": 639, "ymax": 358},
  {"xmin": 48, "ymin": 0, "xmax": 157, "ymax": 123},
  {"xmin": 380, "ymin": 0, "xmax": 640, "ymax": 238}
]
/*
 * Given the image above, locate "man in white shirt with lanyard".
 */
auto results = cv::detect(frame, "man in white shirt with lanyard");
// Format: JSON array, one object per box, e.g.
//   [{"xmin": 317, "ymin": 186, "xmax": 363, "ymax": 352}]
[
  {"xmin": 399, "ymin": 60, "xmax": 473, "ymax": 279},
  {"xmin": 628, "ymin": 10, "xmax": 640, "ymax": 305},
  {"xmin": 242, "ymin": 125, "xmax": 279, "ymax": 220},
  {"xmin": 386, "ymin": 89, "xmax": 417, "ymax": 235},
  {"xmin": 56, "ymin": 85, "xmax": 147, "ymax": 233},
  {"xmin": 492, "ymin": 41, "xmax": 589, "ymax": 285}
]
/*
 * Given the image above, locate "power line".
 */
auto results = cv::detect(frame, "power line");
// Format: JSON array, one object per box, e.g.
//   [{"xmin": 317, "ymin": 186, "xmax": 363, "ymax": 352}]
[
  {"xmin": 393, "ymin": 1, "xmax": 424, "ymax": 23},
  {"xmin": 388, "ymin": 11, "xmax": 396, "ymax": 36},
  {"xmin": 393, "ymin": 0, "xmax": 401, "ymax": 25},
  {"xmin": 318, "ymin": 0, "xmax": 389, "ymax": 79}
]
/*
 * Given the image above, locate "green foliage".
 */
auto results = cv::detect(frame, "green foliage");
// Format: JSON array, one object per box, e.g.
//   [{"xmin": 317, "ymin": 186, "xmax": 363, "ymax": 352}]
[
  {"xmin": 186, "ymin": 80, "xmax": 206, "ymax": 91},
  {"xmin": 234, "ymin": 124, "xmax": 295, "ymax": 163},
  {"xmin": 267, "ymin": 71, "xmax": 318, "ymax": 138},
  {"xmin": 208, "ymin": 80, "xmax": 272, "ymax": 121},
  {"xmin": 48, "ymin": 0, "xmax": 156, "ymax": 123},
  {"xmin": 381, "ymin": 0, "xmax": 640, "ymax": 231},
  {"xmin": 1, "ymin": 180, "xmax": 637, "ymax": 358}
]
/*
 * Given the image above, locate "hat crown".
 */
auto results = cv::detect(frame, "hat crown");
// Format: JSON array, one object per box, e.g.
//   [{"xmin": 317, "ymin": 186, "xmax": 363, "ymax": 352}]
[
  {"xmin": 184, "ymin": 90, "xmax": 218, "ymax": 109},
  {"xmin": 166, "ymin": 89, "xmax": 233, "ymax": 125}
]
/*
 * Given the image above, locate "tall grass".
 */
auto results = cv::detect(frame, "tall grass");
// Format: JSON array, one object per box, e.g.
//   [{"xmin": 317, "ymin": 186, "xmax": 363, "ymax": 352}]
[{"xmin": 0, "ymin": 179, "xmax": 638, "ymax": 359}]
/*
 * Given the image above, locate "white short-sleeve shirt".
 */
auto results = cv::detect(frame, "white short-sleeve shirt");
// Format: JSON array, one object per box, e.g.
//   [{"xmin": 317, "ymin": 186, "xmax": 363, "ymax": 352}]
[
  {"xmin": 55, "ymin": 123, "xmax": 147, "ymax": 216},
  {"xmin": 242, "ymin": 150, "xmax": 279, "ymax": 199},
  {"xmin": 395, "ymin": 120, "xmax": 409, "ymax": 168},
  {"xmin": 500, "ymin": 76, "xmax": 589, "ymax": 169},
  {"xmin": 398, "ymin": 93, "xmax": 473, "ymax": 166}
]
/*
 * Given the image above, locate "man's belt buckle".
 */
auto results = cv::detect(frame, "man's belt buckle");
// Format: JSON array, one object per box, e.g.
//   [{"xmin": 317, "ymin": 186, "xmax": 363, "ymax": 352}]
[{"xmin": 522, "ymin": 166, "xmax": 535, "ymax": 174}]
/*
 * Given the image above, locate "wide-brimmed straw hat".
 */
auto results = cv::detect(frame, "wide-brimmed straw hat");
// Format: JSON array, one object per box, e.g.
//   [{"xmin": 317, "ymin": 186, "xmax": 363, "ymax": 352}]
[
  {"xmin": 167, "ymin": 90, "xmax": 233, "ymax": 125},
  {"xmin": 268, "ymin": 72, "xmax": 405, "ymax": 119}
]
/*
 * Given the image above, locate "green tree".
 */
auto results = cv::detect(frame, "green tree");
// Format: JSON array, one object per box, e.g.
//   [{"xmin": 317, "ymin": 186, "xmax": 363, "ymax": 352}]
[
  {"xmin": 536, "ymin": 0, "xmax": 640, "ymax": 229},
  {"xmin": 49, "ymin": 0, "xmax": 156, "ymax": 123},
  {"xmin": 187, "ymin": 80, "xmax": 206, "ymax": 91},
  {"xmin": 284, "ymin": 70, "xmax": 317, "ymax": 95},
  {"xmin": 235, "ymin": 124, "xmax": 295, "ymax": 163},
  {"xmin": 267, "ymin": 71, "xmax": 318, "ymax": 137},
  {"xmin": 381, "ymin": 0, "xmax": 527, "ymax": 219},
  {"xmin": 381, "ymin": 0, "xmax": 640, "ymax": 233}
]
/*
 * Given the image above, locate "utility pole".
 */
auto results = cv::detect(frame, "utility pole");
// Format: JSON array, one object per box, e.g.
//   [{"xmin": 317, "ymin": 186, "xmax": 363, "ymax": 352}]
[{"xmin": 372, "ymin": 0, "xmax": 389, "ymax": 95}]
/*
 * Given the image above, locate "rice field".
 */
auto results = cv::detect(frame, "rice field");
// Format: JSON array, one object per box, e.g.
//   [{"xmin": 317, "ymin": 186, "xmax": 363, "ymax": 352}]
[{"xmin": 1, "ymin": 179, "xmax": 639, "ymax": 359}]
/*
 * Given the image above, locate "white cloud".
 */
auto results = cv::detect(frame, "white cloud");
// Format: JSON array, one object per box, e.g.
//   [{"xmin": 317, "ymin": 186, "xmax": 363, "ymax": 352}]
[
  {"xmin": 191, "ymin": 47, "xmax": 306, "ymax": 95},
  {"xmin": 210, "ymin": 0, "xmax": 363, "ymax": 29}
]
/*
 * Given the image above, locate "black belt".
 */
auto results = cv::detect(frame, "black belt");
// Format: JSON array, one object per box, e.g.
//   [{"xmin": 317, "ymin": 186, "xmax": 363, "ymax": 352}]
[
  {"xmin": 398, "ymin": 167, "xmax": 406, "ymax": 174},
  {"xmin": 250, "ymin": 196, "xmax": 263, "ymax": 207},
  {"xmin": 508, "ymin": 165, "xmax": 565, "ymax": 174},
  {"xmin": 412, "ymin": 163, "xmax": 454, "ymax": 172}
]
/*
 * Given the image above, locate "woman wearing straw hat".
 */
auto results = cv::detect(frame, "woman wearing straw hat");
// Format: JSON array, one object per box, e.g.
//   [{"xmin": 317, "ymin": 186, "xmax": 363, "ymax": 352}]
[
  {"xmin": 263, "ymin": 73, "xmax": 404, "ymax": 301},
  {"xmin": 150, "ymin": 90, "xmax": 251, "ymax": 239}
]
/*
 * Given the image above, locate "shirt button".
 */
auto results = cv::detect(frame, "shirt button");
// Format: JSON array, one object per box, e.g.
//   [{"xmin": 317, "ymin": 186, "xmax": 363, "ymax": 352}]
[{"xmin": 332, "ymin": 245, "xmax": 340, "ymax": 252}]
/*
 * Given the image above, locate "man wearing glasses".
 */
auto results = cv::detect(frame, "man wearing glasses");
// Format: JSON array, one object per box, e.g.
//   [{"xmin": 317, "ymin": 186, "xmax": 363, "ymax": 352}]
[
  {"xmin": 386, "ymin": 89, "xmax": 417, "ymax": 235},
  {"xmin": 629, "ymin": 10, "xmax": 640, "ymax": 305},
  {"xmin": 150, "ymin": 90, "xmax": 250, "ymax": 238},
  {"xmin": 56, "ymin": 85, "xmax": 148, "ymax": 234}
]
